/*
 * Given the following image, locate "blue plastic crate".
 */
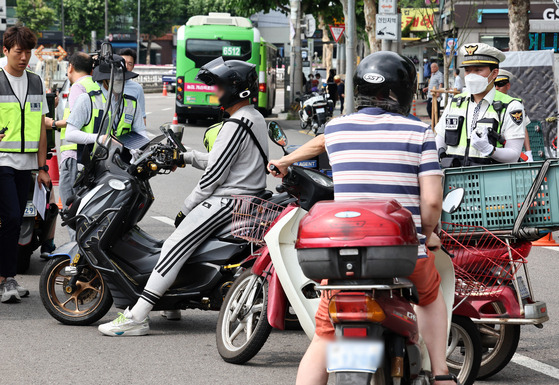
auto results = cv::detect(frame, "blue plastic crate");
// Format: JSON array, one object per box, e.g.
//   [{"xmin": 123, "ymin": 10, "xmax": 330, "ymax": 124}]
[{"xmin": 442, "ymin": 161, "xmax": 559, "ymax": 230}]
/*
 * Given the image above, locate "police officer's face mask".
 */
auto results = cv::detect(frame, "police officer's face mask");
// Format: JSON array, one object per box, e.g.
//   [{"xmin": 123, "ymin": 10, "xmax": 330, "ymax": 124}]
[{"xmin": 465, "ymin": 73, "xmax": 492, "ymax": 95}]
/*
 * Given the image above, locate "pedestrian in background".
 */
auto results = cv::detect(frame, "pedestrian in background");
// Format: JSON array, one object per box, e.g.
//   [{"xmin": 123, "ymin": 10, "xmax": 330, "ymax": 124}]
[
  {"xmin": 305, "ymin": 73, "xmax": 314, "ymax": 94},
  {"xmin": 44, "ymin": 52, "xmax": 96, "ymax": 240},
  {"xmin": 119, "ymin": 48, "xmax": 147, "ymax": 125},
  {"xmin": 334, "ymin": 75, "xmax": 344, "ymax": 114},
  {"xmin": 423, "ymin": 58, "xmax": 431, "ymax": 81},
  {"xmin": 0, "ymin": 26, "xmax": 51, "ymax": 303},
  {"xmin": 326, "ymin": 69, "xmax": 338, "ymax": 105},
  {"xmin": 423, "ymin": 62, "xmax": 443, "ymax": 119},
  {"xmin": 454, "ymin": 69, "xmax": 464, "ymax": 92}
]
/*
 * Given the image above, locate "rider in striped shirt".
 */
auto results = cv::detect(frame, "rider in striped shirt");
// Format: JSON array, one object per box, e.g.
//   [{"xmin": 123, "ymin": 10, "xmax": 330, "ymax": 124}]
[{"xmin": 269, "ymin": 52, "xmax": 456, "ymax": 385}]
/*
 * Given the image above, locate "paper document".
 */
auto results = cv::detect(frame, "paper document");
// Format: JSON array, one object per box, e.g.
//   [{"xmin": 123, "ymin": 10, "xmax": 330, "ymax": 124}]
[{"xmin": 32, "ymin": 178, "xmax": 47, "ymax": 220}]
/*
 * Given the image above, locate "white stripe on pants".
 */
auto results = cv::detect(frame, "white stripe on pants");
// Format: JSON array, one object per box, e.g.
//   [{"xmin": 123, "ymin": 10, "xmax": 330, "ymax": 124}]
[{"xmin": 130, "ymin": 196, "xmax": 234, "ymax": 321}]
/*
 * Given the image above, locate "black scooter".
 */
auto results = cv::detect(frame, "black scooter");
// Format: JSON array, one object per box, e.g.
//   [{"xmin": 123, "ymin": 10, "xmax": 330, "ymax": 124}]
[{"xmin": 39, "ymin": 43, "xmax": 290, "ymax": 326}]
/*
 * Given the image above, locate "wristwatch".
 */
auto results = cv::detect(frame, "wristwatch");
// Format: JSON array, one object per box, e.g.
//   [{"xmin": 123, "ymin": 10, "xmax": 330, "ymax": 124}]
[
  {"xmin": 38, "ymin": 165, "xmax": 49, "ymax": 172},
  {"xmin": 51, "ymin": 120, "xmax": 58, "ymax": 131}
]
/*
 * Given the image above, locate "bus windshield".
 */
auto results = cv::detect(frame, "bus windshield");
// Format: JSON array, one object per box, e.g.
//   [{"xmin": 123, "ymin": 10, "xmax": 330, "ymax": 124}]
[{"xmin": 185, "ymin": 39, "xmax": 252, "ymax": 67}]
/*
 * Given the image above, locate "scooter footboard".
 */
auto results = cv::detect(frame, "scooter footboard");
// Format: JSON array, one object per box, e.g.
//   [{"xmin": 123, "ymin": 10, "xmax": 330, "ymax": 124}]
[{"xmin": 264, "ymin": 208, "xmax": 319, "ymax": 339}]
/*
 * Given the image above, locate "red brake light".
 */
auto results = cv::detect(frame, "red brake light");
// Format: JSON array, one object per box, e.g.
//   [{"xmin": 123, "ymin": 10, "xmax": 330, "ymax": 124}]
[
  {"xmin": 328, "ymin": 293, "xmax": 386, "ymax": 323},
  {"xmin": 259, "ymin": 83, "xmax": 266, "ymax": 92}
]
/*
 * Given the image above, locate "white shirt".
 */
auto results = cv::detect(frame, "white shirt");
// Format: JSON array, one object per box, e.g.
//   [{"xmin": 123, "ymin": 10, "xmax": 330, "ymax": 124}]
[
  {"xmin": 0, "ymin": 68, "xmax": 49, "ymax": 170},
  {"xmin": 454, "ymin": 76, "xmax": 464, "ymax": 92}
]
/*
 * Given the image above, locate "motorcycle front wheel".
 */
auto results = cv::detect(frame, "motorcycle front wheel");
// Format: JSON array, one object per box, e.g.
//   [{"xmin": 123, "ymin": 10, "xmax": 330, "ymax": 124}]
[
  {"xmin": 40, "ymin": 256, "xmax": 113, "ymax": 325},
  {"xmin": 446, "ymin": 315, "xmax": 482, "ymax": 385},
  {"xmin": 216, "ymin": 269, "xmax": 272, "ymax": 364}
]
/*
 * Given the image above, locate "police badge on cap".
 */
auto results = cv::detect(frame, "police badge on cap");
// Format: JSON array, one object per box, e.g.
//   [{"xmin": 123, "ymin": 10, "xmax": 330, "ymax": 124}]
[{"xmin": 459, "ymin": 43, "xmax": 506, "ymax": 67}]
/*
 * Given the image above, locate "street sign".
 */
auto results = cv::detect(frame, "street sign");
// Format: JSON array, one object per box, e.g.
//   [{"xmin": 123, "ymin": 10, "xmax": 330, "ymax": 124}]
[
  {"xmin": 329, "ymin": 24, "xmax": 345, "ymax": 43},
  {"xmin": 35, "ymin": 45, "xmax": 68, "ymax": 62},
  {"xmin": 376, "ymin": 14, "xmax": 401, "ymax": 41},
  {"xmin": 304, "ymin": 14, "xmax": 316, "ymax": 38},
  {"xmin": 379, "ymin": 0, "xmax": 397, "ymax": 14}
]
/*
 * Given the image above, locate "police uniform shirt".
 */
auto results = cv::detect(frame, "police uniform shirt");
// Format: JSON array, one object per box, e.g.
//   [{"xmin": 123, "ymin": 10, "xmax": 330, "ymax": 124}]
[
  {"xmin": 435, "ymin": 87, "xmax": 525, "ymax": 159},
  {"xmin": 0, "ymin": 69, "xmax": 49, "ymax": 170},
  {"xmin": 65, "ymin": 85, "xmax": 146, "ymax": 145}
]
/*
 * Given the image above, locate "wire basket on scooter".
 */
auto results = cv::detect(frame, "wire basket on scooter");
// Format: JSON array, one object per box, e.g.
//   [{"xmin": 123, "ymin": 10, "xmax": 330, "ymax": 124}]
[
  {"xmin": 440, "ymin": 222, "xmax": 528, "ymax": 297},
  {"xmin": 231, "ymin": 195, "xmax": 284, "ymax": 245}
]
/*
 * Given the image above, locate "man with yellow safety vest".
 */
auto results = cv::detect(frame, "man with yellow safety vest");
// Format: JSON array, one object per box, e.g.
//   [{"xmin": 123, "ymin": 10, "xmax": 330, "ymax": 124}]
[
  {"xmin": 44, "ymin": 53, "xmax": 96, "ymax": 223},
  {"xmin": 435, "ymin": 43, "xmax": 526, "ymax": 168},
  {"xmin": 0, "ymin": 26, "xmax": 51, "ymax": 303},
  {"xmin": 65, "ymin": 54, "xmax": 146, "ymax": 164}
]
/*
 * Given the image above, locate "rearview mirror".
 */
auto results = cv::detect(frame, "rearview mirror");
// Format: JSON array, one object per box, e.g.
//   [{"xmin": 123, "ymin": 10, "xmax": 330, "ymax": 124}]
[
  {"xmin": 160, "ymin": 122, "xmax": 186, "ymax": 142},
  {"xmin": 442, "ymin": 188, "xmax": 465, "ymax": 214},
  {"xmin": 268, "ymin": 121, "xmax": 287, "ymax": 147}
]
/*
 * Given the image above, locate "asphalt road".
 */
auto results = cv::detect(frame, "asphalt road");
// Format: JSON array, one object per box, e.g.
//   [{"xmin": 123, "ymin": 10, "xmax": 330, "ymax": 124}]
[{"xmin": 2, "ymin": 93, "xmax": 559, "ymax": 385}]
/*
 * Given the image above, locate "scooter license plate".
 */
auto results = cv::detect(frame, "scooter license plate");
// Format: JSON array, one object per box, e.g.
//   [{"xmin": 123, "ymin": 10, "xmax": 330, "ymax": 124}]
[
  {"xmin": 316, "ymin": 108, "xmax": 325, "ymax": 113},
  {"xmin": 23, "ymin": 202, "xmax": 37, "ymax": 218},
  {"xmin": 327, "ymin": 340, "xmax": 384, "ymax": 374},
  {"xmin": 516, "ymin": 276, "xmax": 530, "ymax": 299}
]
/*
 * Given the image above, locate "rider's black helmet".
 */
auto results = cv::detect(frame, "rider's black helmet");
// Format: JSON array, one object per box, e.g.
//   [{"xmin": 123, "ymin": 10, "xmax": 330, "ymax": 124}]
[
  {"xmin": 354, "ymin": 51, "xmax": 417, "ymax": 115},
  {"xmin": 196, "ymin": 57, "xmax": 257, "ymax": 109}
]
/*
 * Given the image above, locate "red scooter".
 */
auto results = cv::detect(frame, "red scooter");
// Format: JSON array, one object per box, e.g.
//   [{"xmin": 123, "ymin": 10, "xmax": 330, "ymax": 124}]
[
  {"xmin": 216, "ymin": 128, "xmax": 481, "ymax": 384},
  {"xmin": 441, "ymin": 222, "xmax": 549, "ymax": 380}
]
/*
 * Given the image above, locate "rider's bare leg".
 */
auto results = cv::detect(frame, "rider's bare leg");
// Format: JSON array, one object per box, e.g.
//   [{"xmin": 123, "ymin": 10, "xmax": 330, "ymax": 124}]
[
  {"xmin": 296, "ymin": 334, "xmax": 329, "ymax": 385},
  {"xmin": 415, "ymin": 288, "xmax": 455, "ymax": 385}
]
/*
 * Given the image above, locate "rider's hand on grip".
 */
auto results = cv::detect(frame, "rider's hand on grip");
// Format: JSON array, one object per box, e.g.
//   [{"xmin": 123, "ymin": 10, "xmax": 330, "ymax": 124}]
[{"xmin": 175, "ymin": 211, "xmax": 186, "ymax": 228}]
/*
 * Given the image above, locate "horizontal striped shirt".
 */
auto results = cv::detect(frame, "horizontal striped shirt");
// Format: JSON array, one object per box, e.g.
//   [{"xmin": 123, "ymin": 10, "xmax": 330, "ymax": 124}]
[{"xmin": 324, "ymin": 107, "xmax": 443, "ymax": 257}]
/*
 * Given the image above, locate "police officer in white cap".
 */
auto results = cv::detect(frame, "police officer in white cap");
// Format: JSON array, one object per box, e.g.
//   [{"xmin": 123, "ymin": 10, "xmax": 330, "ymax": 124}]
[
  {"xmin": 435, "ymin": 43, "xmax": 526, "ymax": 167},
  {"xmin": 495, "ymin": 68, "xmax": 533, "ymax": 161}
]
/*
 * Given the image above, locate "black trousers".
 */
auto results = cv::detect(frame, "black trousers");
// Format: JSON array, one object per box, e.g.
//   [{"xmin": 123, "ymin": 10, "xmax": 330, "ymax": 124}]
[
  {"xmin": 339, "ymin": 97, "xmax": 344, "ymax": 113},
  {"xmin": 0, "ymin": 166, "xmax": 31, "ymax": 278}
]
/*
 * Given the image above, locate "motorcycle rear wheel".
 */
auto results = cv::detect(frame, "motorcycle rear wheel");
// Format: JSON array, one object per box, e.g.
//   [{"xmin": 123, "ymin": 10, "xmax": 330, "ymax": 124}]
[
  {"xmin": 40, "ymin": 256, "xmax": 113, "ymax": 325},
  {"xmin": 477, "ymin": 303, "xmax": 521, "ymax": 379},
  {"xmin": 216, "ymin": 269, "xmax": 272, "ymax": 364},
  {"xmin": 446, "ymin": 315, "xmax": 482, "ymax": 385}
]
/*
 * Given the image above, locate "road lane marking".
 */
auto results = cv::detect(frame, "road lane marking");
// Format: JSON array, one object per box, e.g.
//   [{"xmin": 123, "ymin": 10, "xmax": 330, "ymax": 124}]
[
  {"xmin": 542, "ymin": 246, "xmax": 559, "ymax": 252},
  {"xmin": 162, "ymin": 107, "xmax": 172, "ymax": 111},
  {"xmin": 146, "ymin": 111, "xmax": 153, "ymax": 115},
  {"xmin": 298, "ymin": 129, "xmax": 314, "ymax": 137},
  {"xmin": 152, "ymin": 216, "xmax": 174, "ymax": 226},
  {"xmin": 512, "ymin": 354, "xmax": 559, "ymax": 380}
]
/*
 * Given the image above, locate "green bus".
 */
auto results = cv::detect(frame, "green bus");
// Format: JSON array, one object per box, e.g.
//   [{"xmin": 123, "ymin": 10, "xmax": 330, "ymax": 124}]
[{"xmin": 175, "ymin": 13, "xmax": 277, "ymax": 124}]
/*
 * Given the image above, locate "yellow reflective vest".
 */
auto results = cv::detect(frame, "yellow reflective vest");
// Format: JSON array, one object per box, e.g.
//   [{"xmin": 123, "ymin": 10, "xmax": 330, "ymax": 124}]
[
  {"xmin": 0, "ymin": 68, "xmax": 43, "ymax": 153},
  {"xmin": 60, "ymin": 76, "xmax": 100, "ymax": 152}
]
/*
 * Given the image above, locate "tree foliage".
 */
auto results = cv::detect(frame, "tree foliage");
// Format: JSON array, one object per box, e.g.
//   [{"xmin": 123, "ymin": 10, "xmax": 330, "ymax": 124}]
[
  {"xmin": 16, "ymin": 0, "xmax": 56, "ymax": 34},
  {"xmin": 64, "ymin": 0, "xmax": 123, "ymax": 47}
]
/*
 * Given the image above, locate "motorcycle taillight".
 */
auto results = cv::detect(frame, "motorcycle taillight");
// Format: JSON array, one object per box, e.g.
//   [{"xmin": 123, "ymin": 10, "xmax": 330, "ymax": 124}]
[{"xmin": 328, "ymin": 293, "xmax": 385, "ymax": 323}]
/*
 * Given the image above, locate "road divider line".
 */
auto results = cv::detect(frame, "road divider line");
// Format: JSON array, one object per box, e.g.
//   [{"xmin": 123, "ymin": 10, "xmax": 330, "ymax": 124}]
[
  {"xmin": 146, "ymin": 112, "xmax": 153, "ymax": 115},
  {"xmin": 152, "ymin": 216, "xmax": 174, "ymax": 226},
  {"xmin": 512, "ymin": 353, "xmax": 559, "ymax": 380},
  {"xmin": 542, "ymin": 246, "xmax": 559, "ymax": 252},
  {"xmin": 162, "ymin": 107, "xmax": 172, "ymax": 111},
  {"xmin": 298, "ymin": 129, "xmax": 314, "ymax": 137}
]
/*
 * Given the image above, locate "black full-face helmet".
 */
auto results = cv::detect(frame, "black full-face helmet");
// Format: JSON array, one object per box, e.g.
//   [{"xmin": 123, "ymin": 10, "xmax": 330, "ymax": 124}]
[
  {"xmin": 354, "ymin": 51, "xmax": 417, "ymax": 115},
  {"xmin": 196, "ymin": 57, "xmax": 258, "ymax": 109}
]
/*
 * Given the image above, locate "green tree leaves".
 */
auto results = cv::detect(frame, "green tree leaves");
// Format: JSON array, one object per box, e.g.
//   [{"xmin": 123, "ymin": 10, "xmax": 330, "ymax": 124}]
[{"xmin": 16, "ymin": 0, "xmax": 56, "ymax": 34}]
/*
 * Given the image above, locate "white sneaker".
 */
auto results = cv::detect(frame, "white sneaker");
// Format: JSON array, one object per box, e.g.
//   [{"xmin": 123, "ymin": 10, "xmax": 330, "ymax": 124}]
[
  {"xmin": 160, "ymin": 309, "xmax": 181, "ymax": 320},
  {"xmin": 1, "ymin": 278, "xmax": 21, "ymax": 303},
  {"xmin": 98, "ymin": 308, "xmax": 149, "ymax": 336},
  {"xmin": 13, "ymin": 279, "xmax": 29, "ymax": 297}
]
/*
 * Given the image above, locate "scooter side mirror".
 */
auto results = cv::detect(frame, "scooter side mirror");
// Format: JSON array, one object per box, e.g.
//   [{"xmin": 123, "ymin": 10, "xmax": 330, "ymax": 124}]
[
  {"xmin": 268, "ymin": 121, "xmax": 288, "ymax": 147},
  {"xmin": 442, "ymin": 188, "xmax": 465, "ymax": 214}
]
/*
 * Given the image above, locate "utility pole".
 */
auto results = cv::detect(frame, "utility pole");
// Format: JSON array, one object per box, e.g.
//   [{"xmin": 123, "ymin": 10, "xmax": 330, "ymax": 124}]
[
  {"xmin": 137, "ymin": 0, "xmax": 141, "ymax": 64},
  {"xmin": 104, "ymin": 0, "xmax": 108, "ymax": 41},
  {"xmin": 289, "ymin": 0, "xmax": 302, "ymax": 103},
  {"xmin": 345, "ymin": 0, "xmax": 356, "ymax": 114}
]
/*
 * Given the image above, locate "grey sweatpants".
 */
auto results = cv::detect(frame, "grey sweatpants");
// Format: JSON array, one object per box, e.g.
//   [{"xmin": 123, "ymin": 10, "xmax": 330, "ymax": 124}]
[
  {"xmin": 130, "ymin": 196, "xmax": 234, "ymax": 321},
  {"xmin": 59, "ymin": 157, "xmax": 78, "ymax": 241}
]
